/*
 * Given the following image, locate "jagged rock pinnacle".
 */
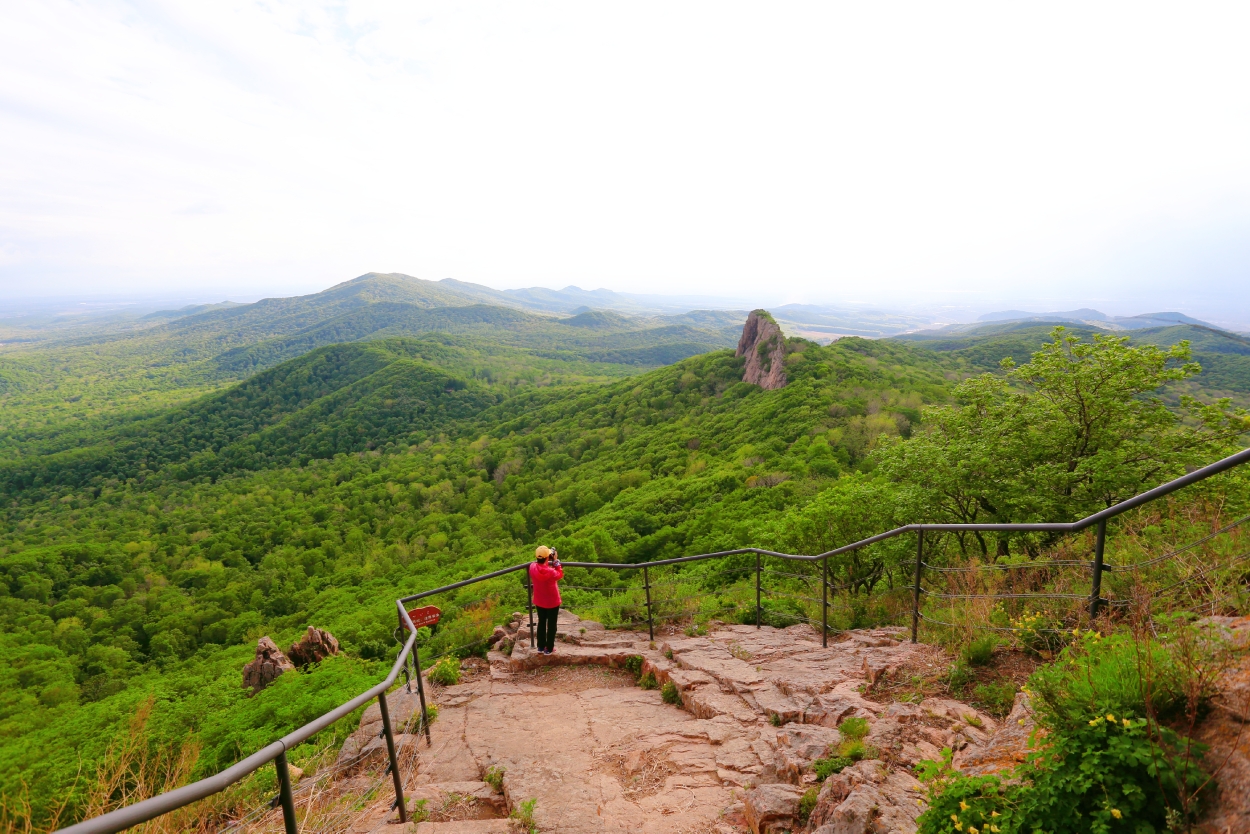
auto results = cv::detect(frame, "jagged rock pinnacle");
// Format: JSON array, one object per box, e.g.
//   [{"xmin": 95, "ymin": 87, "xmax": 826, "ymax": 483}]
[{"xmin": 736, "ymin": 309, "xmax": 788, "ymax": 390}]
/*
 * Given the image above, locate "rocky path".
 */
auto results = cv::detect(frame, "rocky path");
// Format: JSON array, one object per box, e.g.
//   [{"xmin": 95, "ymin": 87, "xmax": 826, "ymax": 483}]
[{"xmin": 330, "ymin": 611, "xmax": 1011, "ymax": 834}]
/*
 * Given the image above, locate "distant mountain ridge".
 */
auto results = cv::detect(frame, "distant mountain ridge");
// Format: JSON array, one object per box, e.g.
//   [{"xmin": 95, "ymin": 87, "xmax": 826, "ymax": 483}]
[{"xmin": 976, "ymin": 308, "xmax": 1216, "ymax": 330}]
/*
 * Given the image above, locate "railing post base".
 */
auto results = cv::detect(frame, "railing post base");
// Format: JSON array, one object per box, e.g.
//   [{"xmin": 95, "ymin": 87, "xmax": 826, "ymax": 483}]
[
  {"xmin": 1089, "ymin": 519, "xmax": 1107, "ymax": 619},
  {"xmin": 275, "ymin": 751, "xmax": 298, "ymax": 834},
  {"xmin": 379, "ymin": 692, "xmax": 407, "ymax": 823},
  {"xmin": 643, "ymin": 565, "xmax": 654, "ymax": 641},
  {"xmin": 911, "ymin": 530, "xmax": 923, "ymax": 644}
]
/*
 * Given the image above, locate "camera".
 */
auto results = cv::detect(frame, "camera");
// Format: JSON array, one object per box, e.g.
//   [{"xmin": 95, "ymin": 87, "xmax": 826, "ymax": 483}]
[{"xmin": 549, "ymin": 548, "xmax": 559, "ymax": 566}]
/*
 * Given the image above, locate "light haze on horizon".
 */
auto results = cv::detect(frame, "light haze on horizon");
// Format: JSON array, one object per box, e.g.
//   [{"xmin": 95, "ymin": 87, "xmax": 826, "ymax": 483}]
[{"xmin": 2, "ymin": 2, "xmax": 1249, "ymax": 325}]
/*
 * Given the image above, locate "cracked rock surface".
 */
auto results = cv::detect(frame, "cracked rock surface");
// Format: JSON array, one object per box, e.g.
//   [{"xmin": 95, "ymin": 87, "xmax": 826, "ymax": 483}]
[{"xmin": 334, "ymin": 612, "xmax": 1020, "ymax": 833}]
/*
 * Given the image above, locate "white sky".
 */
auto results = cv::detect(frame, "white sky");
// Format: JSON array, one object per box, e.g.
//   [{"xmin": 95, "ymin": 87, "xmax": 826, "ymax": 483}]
[{"xmin": 1, "ymin": 2, "xmax": 1249, "ymax": 322}]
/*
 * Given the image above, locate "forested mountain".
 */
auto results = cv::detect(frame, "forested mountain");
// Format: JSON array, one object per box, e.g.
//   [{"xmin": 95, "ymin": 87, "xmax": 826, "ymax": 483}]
[
  {"xmin": 2, "ymin": 283, "xmax": 1249, "ymax": 832},
  {"xmin": 894, "ymin": 320, "xmax": 1250, "ymax": 405}
]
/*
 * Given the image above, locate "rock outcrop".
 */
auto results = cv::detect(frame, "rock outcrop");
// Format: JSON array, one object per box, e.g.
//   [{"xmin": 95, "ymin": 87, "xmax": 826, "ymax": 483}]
[
  {"xmin": 287, "ymin": 626, "xmax": 340, "ymax": 668},
  {"xmin": 736, "ymin": 310, "xmax": 788, "ymax": 390},
  {"xmin": 242, "ymin": 636, "xmax": 295, "ymax": 694}
]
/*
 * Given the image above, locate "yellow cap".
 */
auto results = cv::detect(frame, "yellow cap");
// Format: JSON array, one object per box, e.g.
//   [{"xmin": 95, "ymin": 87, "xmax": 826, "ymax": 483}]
[{"xmin": 535, "ymin": 545, "xmax": 551, "ymax": 560}]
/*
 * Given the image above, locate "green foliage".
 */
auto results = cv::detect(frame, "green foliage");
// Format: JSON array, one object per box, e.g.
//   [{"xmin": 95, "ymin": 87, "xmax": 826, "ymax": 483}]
[
  {"xmin": 427, "ymin": 657, "xmax": 462, "ymax": 686},
  {"xmin": 1, "ymin": 295, "xmax": 1246, "ymax": 831},
  {"xmin": 623, "ymin": 655, "xmax": 643, "ymax": 678},
  {"xmin": 411, "ymin": 798, "xmax": 430, "ymax": 823},
  {"xmin": 947, "ymin": 661, "xmax": 974, "ymax": 694},
  {"xmin": 511, "ymin": 797, "xmax": 539, "ymax": 833},
  {"xmin": 971, "ymin": 682, "xmax": 1016, "ymax": 719},
  {"xmin": 484, "ymin": 765, "xmax": 505, "ymax": 793},
  {"xmin": 798, "ymin": 787, "xmax": 819, "ymax": 823},
  {"xmin": 661, "ymin": 682, "xmax": 681, "ymax": 705},
  {"xmin": 918, "ymin": 716, "xmax": 1209, "ymax": 834},
  {"xmin": 1028, "ymin": 628, "xmax": 1208, "ymax": 730},
  {"xmin": 812, "ymin": 756, "xmax": 853, "ymax": 781},
  {"xmin": 638, "ymin": 671, "xmax": 658, "ymax": 690},
  {"xmin": 876, "ymin": 327, "xmax": 1249, "ymax": 553},
  {"xmin": 962, "ymin": 635, "xmax": 996, "ymax": 667},
  {"xmin": 837, "ymin": 715, "xmax": 870, "ymax": 741}
]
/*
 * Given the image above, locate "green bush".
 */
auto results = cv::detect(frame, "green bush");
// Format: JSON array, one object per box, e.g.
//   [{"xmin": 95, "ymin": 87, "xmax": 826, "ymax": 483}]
[
  {"xmin": 510, "ymin": 797, "xmax": 539, "ymax": 834},
  {"xmin": 427, "ymin": 656, "xmax": 461, "ymax": 686},
  {"xmin": 638, "ymin": 671, "xmax": 658, "ymax": 690},
  {"xmin": 661, "ymin": 682, "xmax": 681, "ymax": 705},
  {"xmin": 972, "ymin": 682, "xmax": 1016, "ymax": 718},
  {"xmin": 947, "ymin": 660, "xmax": 973, "ymax": 693},
  {"xmin": 624, "ymin": 655, "xmax": 644, "ymax": 678},
  {"xmin": 1028, "ymin": 630, "xmax": 1192, "ymax": 729},
  {"xmin": 962, "ymin": 635, "xmax": 996, "ymax": 667},
  {"xmin": 838, "ymin": 715, "xmax": 870, "ymax": 741},
  {"xmin": 484, "ymin": 765, "xmax": 505, "ymax": 793},
  {"xmin": 798, "ymin": 787, "xmax": 819, "ymax": 823},
  {"xmin": 813, "ymin": 756, "xmax": 853, "ymax": 781},
  {"xmin": 916, "ymin": 714, "xmax": 1212, "ymax": 833}
]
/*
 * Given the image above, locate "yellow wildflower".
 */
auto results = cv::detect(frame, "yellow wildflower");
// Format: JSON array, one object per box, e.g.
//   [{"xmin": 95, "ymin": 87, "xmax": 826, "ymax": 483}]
[
  {"xmin": 1106, "ymin": 713, "xmax": 1115, "ymax": 722},
  {"xmin": 1089, "ymin": 719, "xmax": 1100, "ymax": 726},
  {"xmin": 1111, "ymin": 808, "xmax": 1122, "ymax": 819},
  {"xmin": 1123, "ymin": 719, "xmax": 1131, "ymax": 727},
  {"xmin": 951, "ymin": 815, "xmax": 959, "ymax": 822},
  {"xmin": 991, "ymin": 812, "xmax": 1000, "ymax": 817},
  {"xmin": 955, "ymin": 823, "xmax": 962, "ymax": 831},
  {"xmin": 991, "ymin": 827, "xmax": 1000, "ymax": 833},
  {"xmin": 969, "ymin": 827, "xmax": 979, "ymax": 834},
  {"xmin": 960, "ymin": 801, "xmax": 969, "ymax": 811}
]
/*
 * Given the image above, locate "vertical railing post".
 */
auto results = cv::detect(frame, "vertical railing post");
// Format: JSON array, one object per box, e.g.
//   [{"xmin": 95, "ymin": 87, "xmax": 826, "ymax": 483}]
[
  {"xmin": 755, "ymin": 552, "xmax": 762, "ymax": 629},
  {"xmin": 643, "ymin": 565, "xmax": 654, "ymax": 641},
  {"xmin": 378, "ymin": 691, "xmax": 408, "ymax": 823},
  {"xmin": 911, "ymin": 531, "xmax": 924, "ymax": 643},
  {"xmin": 526, "ymin": 570, "xmax": 535, "ymax": 649},
  {"xmin": 1089, "ymin": 519, "xmax": 1107, "ymax": 619},
  {"xmin": 412, "ymin": 643, "xmax": 432, "ymax": 746},
  {"xmin": 821, "ymin": 556, "xmax": 828, "ymax": 648},
  {"xmin": 274, "ymin": 750, "xmax": 298, "ymax": 834}
]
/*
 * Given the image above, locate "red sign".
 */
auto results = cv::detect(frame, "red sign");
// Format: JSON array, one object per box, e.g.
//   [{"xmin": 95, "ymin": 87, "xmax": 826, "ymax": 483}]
[{"xmin": 404, "ymin": 605, "xmax": 441, "ymax": 630}]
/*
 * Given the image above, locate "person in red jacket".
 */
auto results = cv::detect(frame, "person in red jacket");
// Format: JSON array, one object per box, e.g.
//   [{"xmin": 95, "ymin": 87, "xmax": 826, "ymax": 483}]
[{"xmin": 529, "ymin": 545, "xmax": 563, "ymax": 655}]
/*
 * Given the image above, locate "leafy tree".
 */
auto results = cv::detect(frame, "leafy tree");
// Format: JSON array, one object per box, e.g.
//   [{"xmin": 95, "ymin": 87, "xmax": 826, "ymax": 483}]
[{"xmin": 875, "ymin": 327, "xmax": 1249, "ymax": 555}]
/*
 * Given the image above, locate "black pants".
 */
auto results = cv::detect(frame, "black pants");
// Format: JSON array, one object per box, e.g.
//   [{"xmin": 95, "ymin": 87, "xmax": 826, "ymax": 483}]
[{"xmin": 536, "ymin": 606, "xmax": 559, "ymax": 653}]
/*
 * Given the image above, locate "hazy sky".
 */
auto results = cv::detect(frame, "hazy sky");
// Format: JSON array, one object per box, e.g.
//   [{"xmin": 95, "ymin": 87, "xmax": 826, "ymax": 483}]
[{"xmin": 2, "ymin": 2, "xmax": 1249, "ymax": 323}]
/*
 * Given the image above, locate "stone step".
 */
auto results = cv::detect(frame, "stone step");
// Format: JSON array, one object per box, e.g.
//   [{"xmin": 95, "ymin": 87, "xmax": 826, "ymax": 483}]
[
  {"xmin": 409, "ymin": 780, "xmax": 506, "ymax": 817},
  {"xmin": 410, "ymin": 820, "xmax": 512, "ymax": 833}
]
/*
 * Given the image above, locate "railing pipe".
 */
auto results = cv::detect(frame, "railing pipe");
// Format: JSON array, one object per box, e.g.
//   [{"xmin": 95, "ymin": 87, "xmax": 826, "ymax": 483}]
[{"xmin": 396, "ymin": 605, "xmax": 432, "ymax": 746}]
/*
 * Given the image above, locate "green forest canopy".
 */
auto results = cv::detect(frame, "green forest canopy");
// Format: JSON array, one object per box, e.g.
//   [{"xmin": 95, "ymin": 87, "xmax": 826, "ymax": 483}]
[{"xmin": 0, "ymin": 308, "xmax": 1247, "ymax": 830}]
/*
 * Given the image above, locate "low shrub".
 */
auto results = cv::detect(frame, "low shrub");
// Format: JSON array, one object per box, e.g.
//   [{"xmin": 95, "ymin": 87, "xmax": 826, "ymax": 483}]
[
  {"xmin": 962, "ymin": 635, "xmax": 996, "ymax": 667},
  {"xmin": 798, "ymin": 787, "xmax": 819, "ymax": 823},
  {"xmin": 638, "ymin": 671, "xmax": 658, "ymax": 690},
  {"xmin": 838, "ymin": 716, "xmax": 870, "ymax": 741},
  {"xmin": 917, "ymin": 715, "xmax": 1210, "ymax": 834},
  {"xmin": 972, "ymin": 682, "xmax": 1016, "ymax": 718},
  {"xmin": 510, "ymin": 797, "xmax": 538, "ymax": 834},
  {"xmin": 813, "ymin": 756, "xmax": 853, "ymax": 781},
  {"xmin": 1028, "ymin": 629, "xmax": 1201, "ymax": 729},
  {"xmin": 484, "ymin": 765, "xmax": 505, "ymax": 793},
  {"xmin": 624, "ymin": 655, "xmax": 644, "ymax": 678},
  {"xmin": 661, "ymin": 682, "xmax": 681, "ymax": 705},
  {"xmin": 427, "ymin": 657, "xmax": 461, "ymax": 686},
  {"xmin": 947, "ymin": 660, "xmax": 973, "ymax": 693}
]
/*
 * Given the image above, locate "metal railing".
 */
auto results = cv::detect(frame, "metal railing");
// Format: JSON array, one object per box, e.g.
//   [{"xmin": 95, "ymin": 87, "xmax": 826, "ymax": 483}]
[{"xmin": 58, "ymin": 446, "xmax": 1250, "ymax": 834}]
